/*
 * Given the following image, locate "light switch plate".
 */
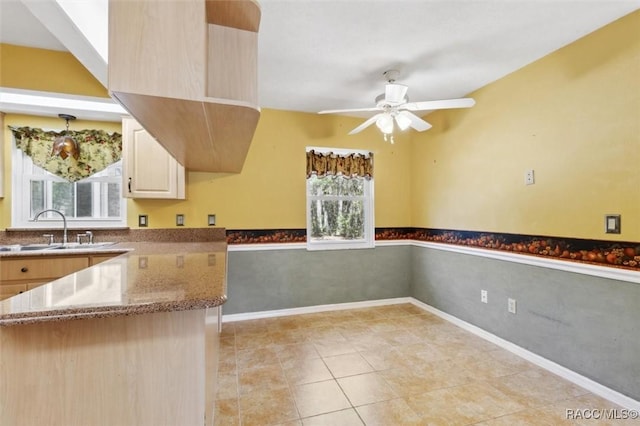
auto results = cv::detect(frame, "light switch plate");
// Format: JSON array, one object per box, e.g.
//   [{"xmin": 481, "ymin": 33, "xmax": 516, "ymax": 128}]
[
  {"xmin": 605, "ymin": 214, "xmax": 621, "ymax": 234},
  {"xmin": 208, "ymin": 214, "xmax": 216, "ymax": 226},
  {"xmin": 138, "ymin": 215, "xmax": 148, "ymax": 227}
]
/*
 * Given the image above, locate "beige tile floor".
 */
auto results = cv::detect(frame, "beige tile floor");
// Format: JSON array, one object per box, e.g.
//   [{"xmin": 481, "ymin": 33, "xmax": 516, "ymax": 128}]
[{"xmin": 214, "ymin": 303, "xmax": 638, "ymax": 426}]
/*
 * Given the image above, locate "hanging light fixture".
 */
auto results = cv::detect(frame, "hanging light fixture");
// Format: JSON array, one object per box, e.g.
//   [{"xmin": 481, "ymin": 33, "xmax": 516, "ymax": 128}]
[
  {"xmin": 375, "ymin": 113, "xmax": 395, "ymax": 143},
  {"xmin": 52, "ymin": 114, "xmax": 79, "ymax": 160},
  {"xmin": 394, "ymin": 111, "xmax": 412, "ymax": 131},
  {"xmin": 375, "ymin": 113, "xmax": 394, "ymax": 134}
]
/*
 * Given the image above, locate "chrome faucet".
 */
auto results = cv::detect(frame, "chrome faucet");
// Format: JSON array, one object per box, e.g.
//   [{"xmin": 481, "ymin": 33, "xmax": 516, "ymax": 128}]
[{"xmin": 34, "ymin": 209, "xmax": 68, "ymax": 245}]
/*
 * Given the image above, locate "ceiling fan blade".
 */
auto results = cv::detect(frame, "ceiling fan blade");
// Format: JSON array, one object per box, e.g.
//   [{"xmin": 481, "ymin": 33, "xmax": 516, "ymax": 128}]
[
  {"xmin": 385, "ymin": 83, "xmax": 408, "ymax": 104},
  {"xmin": 402, "ymin": 98, "xmax": 475, "ymax": 111},
  {"xmin": 318, "ymin": 107, "xmax": 381, "ymax": 114},
  {"xmin": 399, "ymin": 111, "xmax": 432, "ymax": 132},
  {"xmin": 348, "ymin": 113, "xmax": 383, "ymax": 135}
]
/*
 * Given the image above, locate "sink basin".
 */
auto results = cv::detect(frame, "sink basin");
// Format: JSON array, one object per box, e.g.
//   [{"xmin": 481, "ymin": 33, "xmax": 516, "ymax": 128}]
[
  {"xmin": 0, "ymin": 242, "xmax": 117, "ymax": 252},
  {"xmin": 50, "ymin": 242, "xmax": 117, "ymax": 250},
  {"xmin": 0, "ymin": 244, "xmax": 56, "ymax": 252}
]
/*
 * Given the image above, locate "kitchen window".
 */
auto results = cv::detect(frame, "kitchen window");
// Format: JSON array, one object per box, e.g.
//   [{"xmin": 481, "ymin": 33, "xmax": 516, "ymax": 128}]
[
  {"xmin": 11, "ymin": 146, "xmax": 126, "ymax": 229},
  {"xmin": 306, "ymin": 147, "xmax": 374, "ymax": 250}
]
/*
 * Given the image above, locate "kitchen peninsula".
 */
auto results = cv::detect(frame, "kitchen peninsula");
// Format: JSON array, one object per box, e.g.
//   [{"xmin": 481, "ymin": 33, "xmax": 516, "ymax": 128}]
[{"xmin": 0, "ymin": 241, "xmax": 227, "ymax": 426}]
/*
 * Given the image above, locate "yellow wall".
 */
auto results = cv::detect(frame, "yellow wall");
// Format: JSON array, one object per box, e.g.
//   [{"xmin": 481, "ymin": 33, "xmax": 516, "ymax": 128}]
[
  {"xmin": 128, "ymin": 109, "xmax": 412, "ymax": 229},
  {"xmin": 0, "ymin": 44, "xmax": 108, "ymax": 98},
  {"xmin": 411, "ymin": 10, "xmax": 640, "ymax": 241}
]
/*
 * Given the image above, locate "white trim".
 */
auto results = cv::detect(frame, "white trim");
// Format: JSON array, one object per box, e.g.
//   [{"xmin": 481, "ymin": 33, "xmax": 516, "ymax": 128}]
[
  {"xmin": 374, "ymin": 240, "xmax": 413, "ymax": 247},
  {"xmin": 409, "ymin": 298, "xmax": 640, "ymax": 412},
  {"xmin": 0, "ymin": 88, "xmax": 125, "ymax": 122},
  {"xmin": 220, "ymin": 297, "xmax": 413, "ymax": 323},
  {"xmin": 219, "ymin": 296, "xmax": 640, "ymax": 410},
  {"xmin": 413, "ymin": 241, "xmax": 640, "ymax": 284}
]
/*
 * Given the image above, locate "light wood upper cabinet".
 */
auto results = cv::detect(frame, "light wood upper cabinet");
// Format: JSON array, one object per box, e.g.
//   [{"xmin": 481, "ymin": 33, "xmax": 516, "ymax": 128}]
[
  {"xmin": 122, "ymin": 117, "xmax": 185, "ymax": 200},
  {"xmin": 108, "ymin": 0, "xmax": 261, "ymax": 173}
]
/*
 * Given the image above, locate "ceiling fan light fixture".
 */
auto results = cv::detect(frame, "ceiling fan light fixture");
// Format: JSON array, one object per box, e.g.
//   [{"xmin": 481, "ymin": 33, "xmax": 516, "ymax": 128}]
[
  {"xmin": 375, "ymin": 114, "xmax": 394, "ymax": 134},
  {"xmin": 394, "ymin": 112, "xmax": 412, "ymax": 131},
  {"xmin": 319, "ymin": 69, "xmax": 475, "ymax": 138}
]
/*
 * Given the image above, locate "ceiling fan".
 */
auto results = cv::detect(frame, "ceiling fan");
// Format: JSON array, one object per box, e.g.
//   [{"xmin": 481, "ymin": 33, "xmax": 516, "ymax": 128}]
[{"xmin": 319, "ymin": 70, "xmax": 475, "ymax": 142}]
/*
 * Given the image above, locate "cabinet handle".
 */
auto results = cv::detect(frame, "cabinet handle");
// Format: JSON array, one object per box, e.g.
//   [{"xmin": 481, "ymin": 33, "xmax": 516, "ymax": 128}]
[
  {"xmin": 128, "ymin": 177, "xmax": 132, "ymax": 193},
  {"xmin": 20, "ymin": 267, "xmax": 28, "ymax": 273}
]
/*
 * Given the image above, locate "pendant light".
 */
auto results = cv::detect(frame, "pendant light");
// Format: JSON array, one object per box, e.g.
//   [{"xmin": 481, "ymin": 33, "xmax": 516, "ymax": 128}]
[{"xmin": 52, "ymin": 114, "xmax": 79, "ymax": 160}]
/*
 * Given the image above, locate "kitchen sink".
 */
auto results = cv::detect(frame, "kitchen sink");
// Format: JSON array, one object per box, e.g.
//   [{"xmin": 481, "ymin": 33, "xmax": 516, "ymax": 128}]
[
  {"xmin": 0, "ymin": 242, "xmax": 117, "ymax": 252},
  {"xmin": 49, "ymin": 242, "xmax": 117, "ymax": 250}
]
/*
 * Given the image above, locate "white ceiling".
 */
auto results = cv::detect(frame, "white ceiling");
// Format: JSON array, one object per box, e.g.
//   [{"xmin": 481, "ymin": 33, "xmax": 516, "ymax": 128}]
[{"xmin": 1, "ymin": 0, "xmax": 639, "ymax": 122}]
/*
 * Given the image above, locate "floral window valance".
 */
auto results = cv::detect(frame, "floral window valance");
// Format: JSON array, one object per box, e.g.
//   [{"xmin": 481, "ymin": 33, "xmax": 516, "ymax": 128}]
[
  {"xmin": 306, "ymin": 150, "xmax": 373, "ymax": 180},
  {"xmin": 10, "ymin": 126, "xmax": 122, "ymax": 182}
]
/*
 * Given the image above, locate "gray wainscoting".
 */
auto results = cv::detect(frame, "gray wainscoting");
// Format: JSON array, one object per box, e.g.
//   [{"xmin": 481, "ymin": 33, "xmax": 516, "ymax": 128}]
[
  {"xmin": 225, "ymin": 245, "xmax": 411, "ymax": 315},
  {"xmin": 411, "ymin": 245, "xmax": 640, "ymax": 401}
]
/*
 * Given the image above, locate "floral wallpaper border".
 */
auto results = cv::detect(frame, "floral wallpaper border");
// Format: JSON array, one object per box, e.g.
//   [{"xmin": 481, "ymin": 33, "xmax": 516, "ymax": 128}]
[
  {"xmin": 226, "ymin": 229, "xmax": 306, "ymax": 245},
  {"xmin": 227, "ymin": 227, "xmax": 640, "ymax": 272}
]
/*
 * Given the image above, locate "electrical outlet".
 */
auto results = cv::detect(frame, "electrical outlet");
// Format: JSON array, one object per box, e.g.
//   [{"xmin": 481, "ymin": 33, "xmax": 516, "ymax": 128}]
[
  {"xmin": 208, "ymin": 214, "xmax": 216, "ymax": 226},
  {"xmin": 138, "ymin": 215, "xmax": 148, "ymax": 227},
  {"xmin": 525, "ymin": 169, "xmax": 535, "ymax": 185},
  {"xmin": 176, "ymin": 214, "xmax": 185, "ymax": 226},
  {"xmin": 481, "ymin": 290, "xmax": 488, "ymax": 304},
  {"xmin": 508, "ymin": 298, "xmax": 517, "ymax": 314}
]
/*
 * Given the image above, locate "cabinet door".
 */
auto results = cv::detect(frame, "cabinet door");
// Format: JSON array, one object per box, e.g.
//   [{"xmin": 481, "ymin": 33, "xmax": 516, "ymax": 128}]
[
  {"xmin": 1, "ymin": 257, "xmax": 89, "ymax": 281},
  {"xmin": 122, "ymin": 117, "xmax": 186, "ymax": 199}
]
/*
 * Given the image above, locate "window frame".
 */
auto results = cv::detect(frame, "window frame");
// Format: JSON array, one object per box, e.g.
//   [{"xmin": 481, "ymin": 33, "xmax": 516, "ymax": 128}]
[
  {"xmin": 306, "ymin": 147, "xmax": 374, "ymax": 251},
  {"xmin": 11, "ymin": 142, "xmax": 127, "ymax": 229}
]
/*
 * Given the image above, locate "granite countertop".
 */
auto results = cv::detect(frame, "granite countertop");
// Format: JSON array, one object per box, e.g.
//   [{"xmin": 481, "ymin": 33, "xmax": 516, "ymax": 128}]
[{"xmin": 0, "ymin": 241, "xmax": 227, "ymax": 326}]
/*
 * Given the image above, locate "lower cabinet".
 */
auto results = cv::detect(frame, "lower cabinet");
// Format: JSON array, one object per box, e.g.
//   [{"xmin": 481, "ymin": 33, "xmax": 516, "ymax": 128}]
[{"xmin": 0, "ymin": 253, "xmax": 120, "ymax": 301}]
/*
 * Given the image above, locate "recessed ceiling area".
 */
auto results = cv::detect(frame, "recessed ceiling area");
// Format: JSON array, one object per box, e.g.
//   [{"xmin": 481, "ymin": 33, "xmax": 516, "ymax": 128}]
[{"xmin": 1, "ymin": 0, "xmax": 639, "ymax": 121}]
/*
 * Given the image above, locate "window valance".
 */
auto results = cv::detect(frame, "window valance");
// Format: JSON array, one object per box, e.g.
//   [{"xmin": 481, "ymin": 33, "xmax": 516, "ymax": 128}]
[
  {"xmin": 9, "ymin": 126, "xmax": 122, "ymax": 182},
  {"xmin": 306, "ymin": 149, "xmax": 373, "ymax": 180}
]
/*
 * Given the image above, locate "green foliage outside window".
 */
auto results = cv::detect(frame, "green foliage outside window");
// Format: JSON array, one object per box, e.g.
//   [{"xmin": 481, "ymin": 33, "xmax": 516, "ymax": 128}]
[{"xmin": 308, "ymin": 175, "xmax": 365, "ymax": 240}]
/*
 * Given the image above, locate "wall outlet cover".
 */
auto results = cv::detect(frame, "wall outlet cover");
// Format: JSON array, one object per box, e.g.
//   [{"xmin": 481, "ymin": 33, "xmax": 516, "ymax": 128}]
[
  {"xmin": 481, "ymin": 290, "xmax": 488, "ymax": 303},
  {"xmin": 508, "ymin": 298, "xmax": 517, "ymax": 314},
  {"xmin": 525, "ymin": 169, "xmax": 535, "ymax": 185}
]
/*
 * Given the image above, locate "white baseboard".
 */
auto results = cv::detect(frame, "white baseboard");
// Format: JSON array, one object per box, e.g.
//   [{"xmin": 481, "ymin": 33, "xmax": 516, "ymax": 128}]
[
  {"xmin": 221, "ymin": 297, "xmax": 413, "ymax": 323},
  {"xmin": 408, "ymin": 298, "xmax": 640, "ymax": 412}
]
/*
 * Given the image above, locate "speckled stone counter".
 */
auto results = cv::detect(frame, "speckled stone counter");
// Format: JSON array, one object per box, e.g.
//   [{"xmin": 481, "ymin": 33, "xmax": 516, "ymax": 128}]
[
  {"xmin": 0, "ymin": 241, "xmax": 227, "ymax": 326},
  {"xmin": 0, "ymin": 240, "xmax": 224, "ymax": 425}
]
